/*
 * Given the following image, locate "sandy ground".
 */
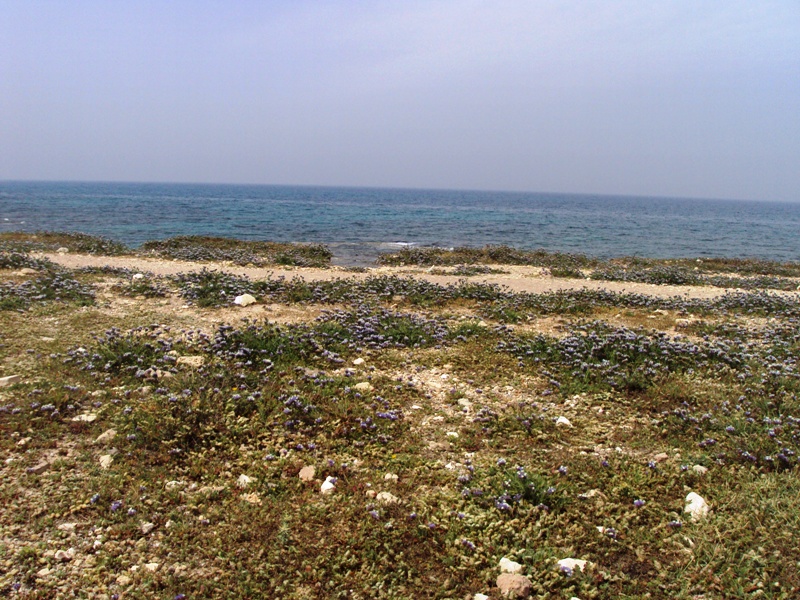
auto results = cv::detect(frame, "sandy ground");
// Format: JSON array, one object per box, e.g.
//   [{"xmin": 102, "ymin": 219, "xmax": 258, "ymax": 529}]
[{"xmin": 43, "ymin": 252, "xmax": 793, "ymax": 300}]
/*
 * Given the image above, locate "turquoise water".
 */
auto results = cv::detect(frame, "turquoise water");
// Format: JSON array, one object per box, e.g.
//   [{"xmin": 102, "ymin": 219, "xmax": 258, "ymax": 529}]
[{"xmin": 1, "ymin": 181, "xmax": 799, "ymax": 266}]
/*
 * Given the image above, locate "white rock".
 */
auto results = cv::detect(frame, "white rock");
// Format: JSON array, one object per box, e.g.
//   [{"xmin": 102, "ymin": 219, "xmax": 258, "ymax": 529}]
[
  {"xmin": 557, "ymin": 558, "xmax": 589, "ymax": 573},
  {"xmin": 0, "ymin": 374, "xmax": 22, "ymax": 387},
  {"xmin": 384, "ymin": 472, "xmax": 398, "ymax": 483},
  {"xmin": 144, "ymin": 562, "xmax": 160, "ymax": 572},
  {"xmin": 376, "ymin": 491, "xmax": 399, "ymax": 505},
  {"xmin": 555, "ymin": 416, "xmax": 573, "ymax": 428},
  {"xmin": 57, "ymin": 523, "xmax": 77, "ymax": 532},
  {"xmin": 353, "ymin": 357, "xmax": 365, "ymax": 365},
  {"xmin": 692, "ymin": 465, "xmax": 708, "ymax": 475},
  {"xmin": 236, "ymin": 474, "xmax": 253, "ymax": 488},
  {"xmin": 94, "ymin": 429, "xmax": 117, "ymax": 445},
  {"xmin": 499, "ymin": 557, "xmax": 523, "ymax": 574},
  {"xmin": 685, "ymin": 492, "xmax": 710, "ymax": 521},
  {"xmin": 474, "ymin": 594, "xmax": 490, "ymax": 600},
  {"xmin": 16, "ymin": 437, "xmax": 31, "ymax": 447},
  {"xmin": 72, "ymin": 413, "xmax": 97, "ymax": 422},
  {"xmin": 164, "ymin": 480, "xmax": 185, "ymax": 490},
  {"xmin": 233, "ymin": 294, "xmax": 257, "ymax": 306},
  {"xmin": 299, "ymin": 465, "xmax": 316, "ymax": 481},
  {"xmin": 165, "ymin": 520, "xmax": 174, "ymax": 529},
  {"xmin": 320, "ymin": 476, "xmax": 336, "ymax": 494},
  {"xmin": 131, "ymin": 273, "xmax": 145, "ymax": 280},
  {"xmin": 116, "ymin": 574, "xmax": 132, "ymax": 585},
  {"xmin": 28, "ymin": 460, "xmax": 50, "ymax": 474},
  {"xmin": 240, "ymin": 492, "xmax": 262, "ymax": 505},
  {"xmin": 141, "ymin": 522, "xmax": 156, "ymax": 535},
  {"xmin": 176, "ymin": 355, "xmax": 205, "ymax": 368},
  {"xmin": 37, "ymin": 567, "xmax": 51, "ymax": 578},
  {"xmin": 410, "ymin": 405, "xmax": 423, "ymax": 410},
  {"xmin": 99, "ymin": 454, "xmax": 114, "ymax": 469},
  {"xmin": 354, "ymin": 382, "xmax": 373, "ymax": 392},
  {"xmin": 55, "ymin": 548, "xmax": 75, "ymax": 561},
  {"xmin": 446, "ymin": 431, "xmax": 459, "ymax": 438},
  {"xmin": 56, "ymin": 247, "xmax": 69, "ymax": 253}
]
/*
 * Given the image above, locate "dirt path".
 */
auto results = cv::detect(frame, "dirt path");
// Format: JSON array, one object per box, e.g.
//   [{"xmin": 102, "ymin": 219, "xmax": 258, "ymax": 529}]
[{"xmin": 44, "ymin": 252, "xmax": 791, "ymax": 300}]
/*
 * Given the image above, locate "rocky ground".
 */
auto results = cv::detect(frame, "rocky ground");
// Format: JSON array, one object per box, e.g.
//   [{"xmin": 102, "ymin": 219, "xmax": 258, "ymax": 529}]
[{"xmin": 2, "ymin": 245, "xmax": 800, "ymax": 599}]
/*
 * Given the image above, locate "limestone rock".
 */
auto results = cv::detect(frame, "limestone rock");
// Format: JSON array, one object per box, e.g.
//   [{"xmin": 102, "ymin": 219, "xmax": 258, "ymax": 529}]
[
  {"xmin": 233, "ymin": 294, "xmax": 257, "ymax": 306},
  {"xmin": 354, "ymin": 382, "xmax": 373, "ymax": 392},
  {"xmin": 144, "ymin": 562, "xmax": 160, "ymax": 572},
  {"xmin": 0, "ymin": 374, "xmax": 22, "ymax": 387},
  {"xmin": 94, "ymin": 429, "xmax": 117, "ymax": 445},
  {"xmin": 320, "ymin": 476, "xmax": 336, "ymax": 494},
  {"xmin": 496, "ymin": 573, "xmax": 532, "ymax": 598},
  {"xmin": 685, "ymin": 492, "xmax": 710, "ymax": 521},
  {"xmin": 474, "ymin": 594, "xmax": 490, "ymax": 600},
  {"xmin": 141, "ymin": 522, "xmax": 156, "ymax": 535},
  {"xmin": 376, "ymin": 491, "xmax": 399, "ymax": 505},
  {"xmin": 28, "ymin": 460, "xmax": 50, "ymax": 474},
  {"xmin": 116, "ymin": 574, "xmax": 132, "ymax": 586},
  {"xmin": 353, "ymin": 357, "xmax": 365, "ymax": 365},
  {"xmin": 499, "ymin": 557, "xmax": 523, "ymax": 574},
  {"xmin": 557, "ymin": 558, "xmax": 590, "ymax": 574},
  {"xmin": 384, "ymin": 472, "xmax": 399, "ymax": 483},
  {"xmin": 177, "ymin": 355, "xmax": 205, "ymax": 368},
  {"xmin": 55, "ymin": 548, "xmax": 75, "ymax": 562},
  {"xmin": 692, "ymin": 465, "xmax": 708, "ymax": 475},
  {"xmin": 57, "ymin": 247, "xmax": 69, "ymax": 253},
  {"xmin": 72, "ymin": 413, "xmax": 97, "ymax": 422},
  {"xmin": 555, "ymin": 416, "xmax": 573, "ymax": 428},
  {"xmin": 653, "ymin": 452, "xmax": 669, "ymax": 463},
  {"xmin": 99, "ymin": 454, "xmax": 114, "ymax": 469},
  {"xmin": 236, "ymin": 474, "xmax": 253, "ymax": 488},
  {"xmin": 299, "ymin": 465, "xmax": 316, "ymax": 481},
  {"xmin": 240, "ymin": 492, "xmax": 262, "ymax": 505},
  {"xmin": 131, "ymin": 273, "xmax": 145, "ymax": 280}
]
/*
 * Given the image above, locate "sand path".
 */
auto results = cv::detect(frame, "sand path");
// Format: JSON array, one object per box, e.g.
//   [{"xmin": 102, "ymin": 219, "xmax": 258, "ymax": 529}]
[{"xmin": 44, "ymin": 252, "xmax": 794, "ymax": 300}]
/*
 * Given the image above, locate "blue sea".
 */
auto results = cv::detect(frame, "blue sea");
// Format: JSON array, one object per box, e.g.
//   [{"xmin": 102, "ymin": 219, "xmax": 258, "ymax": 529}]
[{"xmin": 1, "ymin": 181, "xmax": 799, "ymax": 266}]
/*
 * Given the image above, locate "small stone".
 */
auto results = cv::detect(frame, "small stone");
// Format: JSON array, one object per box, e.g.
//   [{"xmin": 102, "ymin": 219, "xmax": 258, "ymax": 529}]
[
  {"xmin": 685, "ymin": 492, "xmax": 710, "ymax": 521},
  {"xmin": 28, "ymin": 460, "xmax": 50, "ymax": 474},
  {"xmin": 57, "ymin": 523, "xmax": 77, "ymax": 532},
  {"xmin": 410, "ymin": 405, "xmax": 423, "ymax": 410},
  {"xmin": 376, "ymin": 491, "xmax": 399, "ymax": 505},
  {"xmin": 557, "ymin": 558, "xmax": 590, "ymax": 573},
  {"xmin": 474, "ymin": 594, "xmax": 490, "ymax": 600},
  {"xmin": 496, "ymin": 573, "xmax": 533, "ymax": 598},
  {"xmin": 384, "ymin": 472, "xmax": 398, "ymax": 483},
  {"xmin": 555, "ymin": 416, "xmax": 573, "ymax": 428},
  {"xmin": 320, "ymin": 476, "xmax": 336, "ymax": 494},
  {"xmin": 365, "ymin": 489, "xmax": 377, "ymax": 499},
  {"xmin": 176, "ymin": 355, "xmax": 205, "ymax": 368},
  {"xmin": 240, "ymin": 492, "xmax": 262, "ymax": 505},
  {"xmin": 692, "ymin": 465, "xmax": 708, "ymax": 475},
  {"xmin": 165, "ymin": 520, "xmax": 174, "ymax": 529},
  {"xmin": 16, "ymin": 437, "xmax": 31, "ymax": 447},
  {"xmin": 354, "ymin": 382, "xmax": 373, "ymax": 392},
  {"xmin": 236, "ymin": 474, "xmax": 253, "ymax": 488},
  {"xmin": 57, "ymin": 247, "xmax": 69, "ymax": 253},
  {"xmin": 37, "ymin": 567, "xmax": 52, "ymax": 577},
  {"xmin": 499, "ymin": 557, "xmax": 523, "ymax": 574},
  {"xmin": 141, "ymin": 522, "xmax": 156, "ymax": 535},
  {"xmin": 353, "ymin": 357, "xmax": 365, "ymax": 365},
  {"xmin": 19, "ymin": 267, "xmax": 38, "ymax": 275},
  {"xmin": 233, "ymin": 294, "xmax": 257, "ymax": 306},
  {"xmin": 55, "ymin": 548, "xmax": 74, "ymax": 562},
  {"xmin": 299, "ymin": 465, "xmax": 316, "ymax": 481},
  {"xmin": 94, "ymin": 429, "xmax": 117, "ymax": 445},
  {"xmin": 71, "ymin": 413, "xmax": 97, "ymax": 422},
  {"xmin": 131, "ymin": 273, "xmax": 145, "ymax": 280},
  {"xmin": 0, "ymin": 374, "xmax": 22, "ymax": 387},
  {"xmin": 99, "ymin": 454, "xmax": 114, "ymax": 469},
  {"xmin": 164, "ymin": 480, "xmax": 185, "ymax": 490},
  {"xmin": 446, "ymin": 431, "xmax": 459, "ymax": 438},
  {"xmin": 144, "ymin": 562, "xmax": 160, "ymax": 572},
  {"xmin": 653, "ymin": 452, "xmax": 669, "ymax": 462}
]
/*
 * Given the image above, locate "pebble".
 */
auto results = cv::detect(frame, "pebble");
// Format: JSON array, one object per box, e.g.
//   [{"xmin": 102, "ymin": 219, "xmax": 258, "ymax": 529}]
[
  {"xmin": 446, "ymin": 431, "xmax": 459, "ymax": 438},
  {"xmin": 55, "ymin": 548, "xmax": 75, "ymax": 562},
  {"xmin": 164, "ymin": 480, "xmax": 186, "ymax": 490},
  {"xmin": 57, "ymin": 523, "xmax": 77, "ymax": 532},
  {"xmin": 72, "ymin": 413, "xmax": 97, "ymax": 422},
  {"xmin": 141, "ymin": 522, "xmax": 156, "ymax": 535},
  {"xmin": 99, "ymin": 455, "xmax": 114, "ymax": 469},
  {"xmin": 558, "ymin": 558, "xmax": 590, "ymax": 573},
  {"xmin": 0, "ymin": 374, "xmax": 22, "ymax": 387},
  {"xmin": 376, "ymin": 491, "xmax": 399, "ymax": 505},
  {"xmin": 299, "ymin": 465, "xmax": 316, "ymax": 481},
  {"xmin": 94, "ymin": 429, "xmax": 117, "ymax": 445},
  {"xmin": 233, "ymin": 294, "xmax": 257, "ymax": 306},
  {"xmin": 131, "ymin": 273, "xmax": 145, "ymax": 280},
  {"xmin": 474, "ymin": 594, "xmax": 489, "ymax": 600},
  {"xmin": 354, "ymin": 382, "xmax": 373, "ymax": 392},
  {"xmin": 653, "ymin": 452, "xmax": 669, "ymax": 462},
  {"xmin": 499, "ymin": 557, "xmax": 523, "ymax": 574},
  {"xmin": 496, "ymin": 573, "xmax": 533, "ymax": 598},
  {"xmin": 353, "ymin": 357, "xmax": 365, "ymax": 365},
  {"xmin": 240, "ymin": 492, "xmax": 262, "ymax": 505},
  {"xmin": 555, "ymin": 416, "xmax": 573, "ymax": 428},
  {"xmin": 144, "ymin": 562, "xmax": 160, "ymax": 572},
  {"xmin": 692, "ymin": 465, "xmax": 708, "ymax": 475},
  {"xmin": 176, "ymin": 355, "xmax": 205, "ymax": 368},
  {"xmin": 685, "ymin": 492, "xmax": 710, "ymax": 521},
  {"xmin": 320, "ymin": 476, "xmax": 336, "ymax": 494},
  {"xmin": 28, "ymin": 460, "xmax": 50, "ymax": 474}
]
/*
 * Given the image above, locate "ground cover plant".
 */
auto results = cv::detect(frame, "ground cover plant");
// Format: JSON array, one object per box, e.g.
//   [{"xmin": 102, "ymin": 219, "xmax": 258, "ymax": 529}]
[
  {"xmin": 0, "ymin": 232, "xmax": 130, "ymax": 256},
  {"xmin": 139, "ymin": 236, "xmax": 333, "ymax": 268},
  {"xmin": 1, "ymin": 248, "xmax": 800, "ymax": 598}
]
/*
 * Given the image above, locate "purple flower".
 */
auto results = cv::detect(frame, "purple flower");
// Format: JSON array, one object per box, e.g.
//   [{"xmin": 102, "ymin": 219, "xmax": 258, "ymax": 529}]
[
  {"xmin": 110, "ymin": 500, "xmax": 123, "ymax": 512},
  {"xmin": 634, "ymin": 499, "xmax": 645, "ymax": 508}
]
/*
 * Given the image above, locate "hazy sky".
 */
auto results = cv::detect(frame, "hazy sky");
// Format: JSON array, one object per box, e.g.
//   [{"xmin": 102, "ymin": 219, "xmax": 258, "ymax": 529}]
[{"xmin": 1, "ymin": 1, "xmax": 798, "ymax": 201}]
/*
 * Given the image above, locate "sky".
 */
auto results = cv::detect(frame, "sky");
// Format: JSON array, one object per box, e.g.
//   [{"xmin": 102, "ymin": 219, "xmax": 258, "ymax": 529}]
[{"xmin": 1, "ymin": 1, "xmax": 799, "ymax": 202}]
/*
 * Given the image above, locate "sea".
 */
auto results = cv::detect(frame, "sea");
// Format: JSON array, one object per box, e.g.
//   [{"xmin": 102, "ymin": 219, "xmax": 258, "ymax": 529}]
[{"xmin": 1, "ymin": 181, "xmax": 799, "ymax": 267}]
